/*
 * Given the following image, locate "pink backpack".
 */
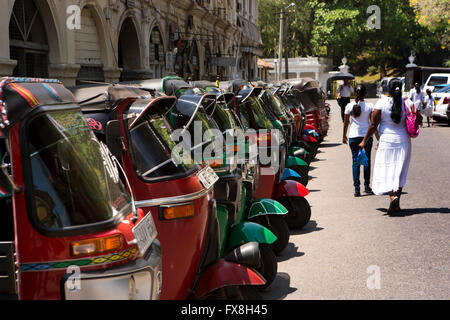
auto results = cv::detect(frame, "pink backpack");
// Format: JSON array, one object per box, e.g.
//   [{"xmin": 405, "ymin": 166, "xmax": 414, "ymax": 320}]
[{"xmin": 404, "ymin": 98, "xmax": 421, "ymax": 138}]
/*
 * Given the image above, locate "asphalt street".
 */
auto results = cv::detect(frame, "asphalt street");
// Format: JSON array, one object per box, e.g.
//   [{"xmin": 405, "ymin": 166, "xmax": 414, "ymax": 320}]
[{"xmin": 262, "ymin": 98, "xmax": 450, "ymax": 300}]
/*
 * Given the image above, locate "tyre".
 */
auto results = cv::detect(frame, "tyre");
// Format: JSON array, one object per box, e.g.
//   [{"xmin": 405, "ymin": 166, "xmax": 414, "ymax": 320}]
[
  {"xmin": 204, "ymin": 285, "xmax": 263, "ymax": 300},
  {"xmin": 255, "ymin": 215, "xmax": 290, "ymax": 255},
  {"xmin": 279, "ymin": 197, "xmax": 311, "ymax": 229},
  {"xmin": 256, "ymin": 244, "xmax": 277, "ymax": 291}
]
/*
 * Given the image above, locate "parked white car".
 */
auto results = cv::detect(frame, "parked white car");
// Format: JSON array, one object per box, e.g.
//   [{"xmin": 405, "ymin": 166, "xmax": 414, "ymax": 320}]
[
  {"xmin": 432, "ymin": 91, "xmax": 450, "ymax": 124},
  {"xmin": 424, "ymin": 73, "xmax": 450, "ymax": 93}
]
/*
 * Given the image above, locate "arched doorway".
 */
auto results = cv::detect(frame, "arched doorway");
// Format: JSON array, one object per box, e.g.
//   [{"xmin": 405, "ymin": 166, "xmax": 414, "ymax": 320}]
[
  {"xmin": 118, "ymin": 17, "xmax": 141, "ymax": 81},
  {"xmin": 150, "ymin": 26, "xmax": 165, "ymax": 79},
  {"xmin": 9, "ymin": 0, "xmax": 49, "ymax": 77},
  {"xmin": 204, "ymin": 43, "xmax": 213, "ymax": 80},
  {"xmin": 75, "ymin": 7, "xmax": 105, "ymax": 85}
]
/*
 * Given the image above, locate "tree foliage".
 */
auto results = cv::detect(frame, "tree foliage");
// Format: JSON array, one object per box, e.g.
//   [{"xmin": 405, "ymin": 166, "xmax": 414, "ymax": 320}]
[{"xmin": 258, "ymin": 0, "xmax": 449, "ymax": 77}]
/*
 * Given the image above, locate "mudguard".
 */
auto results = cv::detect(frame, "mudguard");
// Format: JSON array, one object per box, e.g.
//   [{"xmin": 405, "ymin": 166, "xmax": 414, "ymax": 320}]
[
  {"xmin": 247, "ymin": 198, "xmax": 288, "ymax": 219},
  {"xmin": 300, "ymin": 135, "xmax": 318, "ymax": 143},
  {"xmin": 304, "ymin": 124, "xmax": 317, "ymax": 131},
  {"xmin": 193, "ymin": 259, "xmax": 265, "ymax": 298},
  {"xmin": 304, "ymin": 129, "xmax": 319, "ymax": 138},
  {"xmin": 274, "ymin": 179, "xmax": 310, "ymax": 199},
  {"xmin": 227, "ymin": 222, "xmax": 277, "ymax": 250},
  {"xmin": 216, "ymin": 203, "xmax": 230, "ymax": 257},
  {"xmin": 281, "ymin": 168, "xmax": 302, "ymax": 180},
  {"xmin": 286, "ymin": 155, "xmax": 308, "ymax": 168}
]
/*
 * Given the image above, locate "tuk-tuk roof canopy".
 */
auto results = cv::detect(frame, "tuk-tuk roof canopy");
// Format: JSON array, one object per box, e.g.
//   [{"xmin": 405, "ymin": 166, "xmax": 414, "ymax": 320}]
[
  {"xmin": 0, "ymin": 77, "xmax": 77, "ymax": 128},
  {"xmin": 69, "ymin": 83, "xmax": 152, "ymax": 111},
  {"xmin": 287, "ymin": 78, "xmax": 321, "ymax": 92}
]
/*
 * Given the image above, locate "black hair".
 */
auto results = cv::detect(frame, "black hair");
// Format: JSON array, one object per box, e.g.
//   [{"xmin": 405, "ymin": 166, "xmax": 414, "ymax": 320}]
[
  {"xmin": 389, "ymin": 79, "xmax": 403, "ymax": 124},
  {"xmin": 350, "ymin": 84, "xmax": 367, "ymax": 118}
]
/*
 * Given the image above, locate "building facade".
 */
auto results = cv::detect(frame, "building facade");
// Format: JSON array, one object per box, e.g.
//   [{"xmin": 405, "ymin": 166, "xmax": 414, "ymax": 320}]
[{"xmin": 0, "ymin": 0, "xmax": 262, "ymax": 86}]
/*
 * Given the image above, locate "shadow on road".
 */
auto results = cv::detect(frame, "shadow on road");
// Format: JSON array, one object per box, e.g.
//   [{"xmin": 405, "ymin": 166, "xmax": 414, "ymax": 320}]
[
  {"xmin": 276, "ymin": 243, "xmax": 305, "ymax": 262},
  {"xmin": 319, "ymin": 143, "xmax": 341, "ymax": 148},
  {"xmin": 377, "ymin": 207, "xmax": 450, "ymax": 216},
  {"xmin": 289, "ymin": 220, "xmax": 324, "ymax": 236},
  {"xmin": 307, "ymin": 189, "xmax": 321, "ymax": 192},
  {"xmin": 260, "ymin": 272, "xmax": 297, "ymax": 300}
]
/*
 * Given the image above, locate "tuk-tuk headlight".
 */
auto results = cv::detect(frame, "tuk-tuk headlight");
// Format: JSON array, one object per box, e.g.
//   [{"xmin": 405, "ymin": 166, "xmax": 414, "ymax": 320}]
[{"xmin": 71, "ymin": 234, "xmax": 123, "ymax": 257}]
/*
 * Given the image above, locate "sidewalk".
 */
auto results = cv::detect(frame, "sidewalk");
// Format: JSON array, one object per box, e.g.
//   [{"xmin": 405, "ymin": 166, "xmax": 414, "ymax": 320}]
[{"xmin": 261, "ymin": 99, "xmax": 450, "ymax": 300}]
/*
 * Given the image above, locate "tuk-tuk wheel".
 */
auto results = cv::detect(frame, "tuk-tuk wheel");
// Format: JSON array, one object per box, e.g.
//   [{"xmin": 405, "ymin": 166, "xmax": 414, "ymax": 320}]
[
  {"xmin": 256, "ymin": 244, "xmax": 277, "ymax": 291},
  {"xmin": 279, "ymin": 197, "xmax": 311, "ymax": 229},
  {"xmin": 204, "ymin": 285, "xmax": 262, "ymax": 300},
  {"xmin": 253, "ymin": 215, "xmax": 290, "ymax": 255}
]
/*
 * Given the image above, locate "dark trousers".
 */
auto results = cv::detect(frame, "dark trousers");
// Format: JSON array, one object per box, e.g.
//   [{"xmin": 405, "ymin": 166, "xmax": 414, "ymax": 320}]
[
  {"xmin": 349, "ymin": 136, "xmax": 373, "ymax": 192},
  {"xmin": 338, "ymin": 97, "xmax": 351, "ymax": 122}
]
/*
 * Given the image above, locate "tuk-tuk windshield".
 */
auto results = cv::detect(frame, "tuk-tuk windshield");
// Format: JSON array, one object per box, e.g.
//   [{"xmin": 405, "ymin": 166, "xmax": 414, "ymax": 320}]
[
  {"xmin": 27, "ymin": 109, "xmax": 131, "ymax": 231},
  {"xmin": 261, "ymin": 90, "xmax": 285, "ymax": 117},
  {"xmin": 129, "ymin": 114, "xmax": 196, "ymax": 180},
  {"xmin": 243, "ymin": 97, "xmax": 275, "ymax": 129}
]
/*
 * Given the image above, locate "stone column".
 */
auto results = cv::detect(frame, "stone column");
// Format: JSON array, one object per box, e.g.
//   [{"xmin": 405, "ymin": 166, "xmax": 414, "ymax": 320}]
[
  {"xmin": 48, "ymin": 63, "xmax": 81, "ymax": 87},
  {"xmin": 104, "ymin": 67, "xmax": 123, "ymax": 84},
  {"xmin": 0, "ymin": 58, "xmax": 17, "ymax": 77}
]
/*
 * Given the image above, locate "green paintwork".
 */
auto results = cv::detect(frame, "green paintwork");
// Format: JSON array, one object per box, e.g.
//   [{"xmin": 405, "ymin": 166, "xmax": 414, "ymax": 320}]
[
  {"xmin": 216, "ymin": 203, "xmax": 229, "ymax": 257},
  {"xmin": 247, "ymin": 198, "xmax": 288, "ymax": 219},
  {"xmin": 289, "ymin": 146, "xmax": 309, "ymax": 156},
  {"xmin": 226, "ymin": 222, "xmax": 277, "ymax": 250},
  {"xmin": 286, "ymin": 155, "xmax": 308, "ymax": 167}
]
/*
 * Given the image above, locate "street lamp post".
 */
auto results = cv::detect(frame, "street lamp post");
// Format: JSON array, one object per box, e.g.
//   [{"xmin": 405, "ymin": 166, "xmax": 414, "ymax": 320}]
[{"xmin": 278, "ymin": 3, "xmax": 295, "ymax": 81}]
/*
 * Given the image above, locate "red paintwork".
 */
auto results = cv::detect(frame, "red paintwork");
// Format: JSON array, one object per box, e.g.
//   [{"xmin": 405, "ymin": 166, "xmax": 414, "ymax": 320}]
[
  {"xmin": 115, "ymin": 100, "xmax": 213, "ymax": 300},
  {"xmin": 305, "ymin": 110, "xmax": 328, "ymax": 138},
  {"xmin": 193, "ymin": 259, "xmax": 265, "ymax": 298},
  {"xmin": 274, "ymin": 180, "xmax": 310, "ymax": 199},
  {"xmin": 253, "ymin": 166, "xmax": 276, "ymax": 199},
  {"xmin": 304, "ymin": 124, "xmax": 317, "ymax": 131},
  {"xmin": 8, "ymin": 125, "xmax": 145, "ymax": 300}
]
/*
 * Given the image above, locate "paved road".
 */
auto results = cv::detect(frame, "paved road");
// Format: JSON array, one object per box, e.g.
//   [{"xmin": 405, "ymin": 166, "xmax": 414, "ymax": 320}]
[{"xmin": 262, "ymin": 99, "xmax": 450, "ymax": 300}]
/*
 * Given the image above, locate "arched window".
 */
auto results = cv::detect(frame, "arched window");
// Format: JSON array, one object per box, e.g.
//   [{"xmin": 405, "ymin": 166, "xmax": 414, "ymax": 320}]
[
  {"xmin": 9, "ymin": 0, "xmax": 49, "ymax": 77},
  {"xmin": 150, "ymin": 27, "xmax": 165, "ymax": 78},
  {"xmin": 118, "ymin": 17, "xmax": 141, "ymax": 81}
]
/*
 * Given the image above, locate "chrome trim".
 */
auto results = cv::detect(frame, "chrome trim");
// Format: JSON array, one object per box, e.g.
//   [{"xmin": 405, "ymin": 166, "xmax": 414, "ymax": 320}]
[{"xmin": 135, "ymin": 185, "xmax": 213, "ymax": 208}]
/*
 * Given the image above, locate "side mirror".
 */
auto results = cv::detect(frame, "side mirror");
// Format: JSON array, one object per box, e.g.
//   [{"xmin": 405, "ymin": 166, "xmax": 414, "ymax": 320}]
[{"xmin": 105, "ymin": 120, "xmax": 124, "ymax": 160}]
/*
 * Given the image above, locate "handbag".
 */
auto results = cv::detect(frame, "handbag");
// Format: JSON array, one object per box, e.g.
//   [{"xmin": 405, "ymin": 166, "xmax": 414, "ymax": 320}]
[
  {"xmin": 404, "ymin": 98, "xmax": 422, "ymax": 138},
  {"xmin": 357, "ymin": 149, "xmax": 369, "ymax": 167}
]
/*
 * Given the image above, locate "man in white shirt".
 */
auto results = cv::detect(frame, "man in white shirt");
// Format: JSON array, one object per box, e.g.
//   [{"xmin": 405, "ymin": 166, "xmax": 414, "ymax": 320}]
[
  {"xmin": 409, "ymin": 83, "xmax": 425, "ymax": 111},
  {"xmin": 337, "ymin": 79, "xmax": 354, "ymax": 122}
]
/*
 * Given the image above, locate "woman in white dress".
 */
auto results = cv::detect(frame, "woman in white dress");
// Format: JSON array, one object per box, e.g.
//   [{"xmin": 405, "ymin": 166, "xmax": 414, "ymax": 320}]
[
  {"xmin": 422, "ymin": 89, "xmax": 434, "ymax": 127},
  {"xmin": 342, "ymin": 84, "xmax": 379, "ymax": 197},
  {"xmin": 359, "ymin": 79, "xmax": 411, "ymax": 215}
]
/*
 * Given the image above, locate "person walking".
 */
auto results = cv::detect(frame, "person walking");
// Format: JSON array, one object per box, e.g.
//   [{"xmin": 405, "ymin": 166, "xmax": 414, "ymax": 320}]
[
  {"xmin": 359, "ymin": 79, "xmax": 412, "ymax": 215},
  {"xmin": 409, "ymin": 83, "xmax": 425, "ymax": 120},
  {"xmin": 342, "ymin": 84, "xmax": 378, "ymax": 197},
  {"xmin": 423, "ymin": 89, "xmax": 434, "ymax": 127},
  {"xmin": 337, "ymin": 79, "xmax": 354, "ymax": 122}
]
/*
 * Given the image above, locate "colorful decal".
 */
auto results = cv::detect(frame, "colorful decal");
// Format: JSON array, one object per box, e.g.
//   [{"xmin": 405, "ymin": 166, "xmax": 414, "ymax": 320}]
[
  {"xmin": 20, "ymin": 246, "xmax": 139, "ymax": 272},
  {"xmin": 8, "ymin": 83, "xmax": 40, "ymax": 107},
  {"xmin": 86, "ymin": 118, "xmax": 102, "ymax": 131}
]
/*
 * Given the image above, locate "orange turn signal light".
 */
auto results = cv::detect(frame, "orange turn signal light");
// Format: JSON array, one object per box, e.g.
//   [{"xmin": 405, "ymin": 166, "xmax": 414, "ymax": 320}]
[
  {"xmin": 160, "ymin": 203, "xmax": 195, "ymax": 220},
  {"xmin": 71, "ymin": 234, "xmax": 123, "ymax": 257}
]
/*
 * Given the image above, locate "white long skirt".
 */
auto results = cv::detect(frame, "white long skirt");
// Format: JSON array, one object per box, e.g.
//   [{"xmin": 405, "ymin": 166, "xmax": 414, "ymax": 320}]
[{"xmin": 372, "ymin": 138, "xmax": 412, "ymax": 195}]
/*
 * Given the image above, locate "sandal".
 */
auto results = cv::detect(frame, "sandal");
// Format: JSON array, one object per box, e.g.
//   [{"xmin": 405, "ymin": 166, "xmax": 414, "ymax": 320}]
[{"xmin": 388, "ymin": 197, "xmax": 400, "ymax": 215}]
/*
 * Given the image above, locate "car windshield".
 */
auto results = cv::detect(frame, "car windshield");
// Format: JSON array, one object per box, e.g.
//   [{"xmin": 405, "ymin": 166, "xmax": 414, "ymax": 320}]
[
  {"xmin": 129, "ymin": 114, "xmax": 197, "ymax": 180},
  {"xmin": 27, "ymin": 109, "xmax": 131, "ymax": 230},
  {"xmin": 428, "ymin": 76, "xmax": 448, "ymax": 86}
]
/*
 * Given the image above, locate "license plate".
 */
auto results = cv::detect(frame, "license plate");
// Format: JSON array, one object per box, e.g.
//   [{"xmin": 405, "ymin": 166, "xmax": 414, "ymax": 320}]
[
  {"xmin": 132, "ymin": 213, "xmax": 157, "ymax": 255},
  {"xmin": 197, "ymin": 166, "xmax": 219, "ymax": 189}
]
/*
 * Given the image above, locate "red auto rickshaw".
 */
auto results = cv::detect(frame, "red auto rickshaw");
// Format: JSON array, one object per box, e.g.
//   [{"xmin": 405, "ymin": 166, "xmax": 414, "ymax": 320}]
[
  {"xmin": 0, "ymin": 77, "xmax": 162, "ymax": 300},
  {"xmin": 70, "ymin": 84, "xmax": 265, "ymax": 300}
]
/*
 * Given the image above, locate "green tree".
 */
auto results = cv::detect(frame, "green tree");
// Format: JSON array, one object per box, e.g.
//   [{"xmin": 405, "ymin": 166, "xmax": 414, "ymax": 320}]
[{"xmin": 258, "ymin": 0, "xmax": 315, "ymax": 58}]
